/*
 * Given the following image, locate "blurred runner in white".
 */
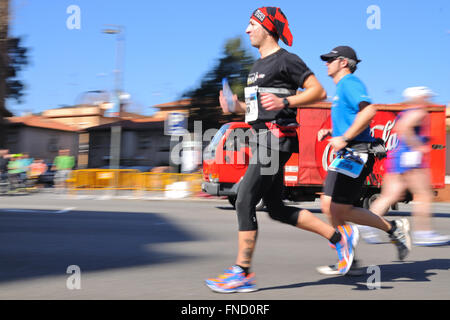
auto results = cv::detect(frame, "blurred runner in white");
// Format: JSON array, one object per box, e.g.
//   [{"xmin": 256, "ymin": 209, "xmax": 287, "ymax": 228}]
[{"xmin": 367, "ymin": 87, "xmax": 449, "ymax": 246}]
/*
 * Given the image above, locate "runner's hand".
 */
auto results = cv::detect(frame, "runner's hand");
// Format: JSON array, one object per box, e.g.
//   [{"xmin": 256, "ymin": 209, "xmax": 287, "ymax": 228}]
[
  {"xmin": 318, "ymin": 129, "xmax": 332, "ymax": 141},
  {"xmin": 219, "ymin": 90, "xmax": 229, "ymax": 113},
  {"xmin": 260, "ymin": 93, "xmax": 284, "ymax": 111},
  {"xmin": 219, "ymin": 90, "xmax": 238, "ymax": 114},
  {"xmin": 329, "ymin": 136, "xmax": 348, "ymax": 152}
]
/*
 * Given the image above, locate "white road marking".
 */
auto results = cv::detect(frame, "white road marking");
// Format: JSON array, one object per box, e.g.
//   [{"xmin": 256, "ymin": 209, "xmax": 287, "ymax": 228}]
[
  {"xmin": 1, "ymin": 207, "xmax": 76, "ymax": 214},
  {"xmin": 56, "ymin": 207, "xmax": 76, "ymax": 213}
]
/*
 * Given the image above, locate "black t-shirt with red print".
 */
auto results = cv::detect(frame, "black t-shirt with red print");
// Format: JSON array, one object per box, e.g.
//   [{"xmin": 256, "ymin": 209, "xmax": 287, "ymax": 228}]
[{"xmin": 246, "ymin": 48, "xmax": 313, "ymax": 152}]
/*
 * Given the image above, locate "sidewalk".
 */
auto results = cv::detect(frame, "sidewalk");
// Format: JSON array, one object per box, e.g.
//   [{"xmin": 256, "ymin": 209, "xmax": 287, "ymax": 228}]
[
  {"xmin": 55, "ymin": 188, "xmax": 228, "ymax": 202},
  {"xmin": 23, "ymin": 180, "xmax": 450, "ymax": 204}
]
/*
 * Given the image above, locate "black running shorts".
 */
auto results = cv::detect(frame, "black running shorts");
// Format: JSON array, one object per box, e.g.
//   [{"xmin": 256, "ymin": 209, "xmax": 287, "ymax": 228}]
[{"xmin": 323, "ymin": 153, "xmax": 375, "ymax": 205}]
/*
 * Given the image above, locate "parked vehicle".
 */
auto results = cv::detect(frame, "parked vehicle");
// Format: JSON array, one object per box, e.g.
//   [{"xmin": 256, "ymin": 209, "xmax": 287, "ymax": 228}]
[{"xmin": 202, "ymin": 102, "xmax": 446, "ymax": 210}]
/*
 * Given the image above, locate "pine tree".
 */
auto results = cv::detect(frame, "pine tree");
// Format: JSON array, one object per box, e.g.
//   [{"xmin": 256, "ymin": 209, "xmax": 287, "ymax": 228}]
[
  {"xmin": 0, "ymin": 0, "xmax": 11, "ymax": 148},
  {"xmin": 183, "ymin": 37, "xmax": 255, "ymax": 132},
  {"xmin": 0, "ymin": 0, "xmax": 29, "ymax": 147}
]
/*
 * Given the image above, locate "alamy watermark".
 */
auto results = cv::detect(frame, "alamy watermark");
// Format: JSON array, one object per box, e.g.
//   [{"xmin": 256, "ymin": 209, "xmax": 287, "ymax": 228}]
[
  {"xmin": 366, "ymin": 265, "xmax": 381, "ymax": 289},
  {"xmin": 66, "ymin": 265, "xmax": 81, "ymax": 290},
  {"xmin": 66, "ymin": 5, "xmax": 81, "ymax": 30},
  {"xmin": 367, "ymin": 5, "xmax": 381, "ymax": 30},
  {"xmin": 170, "ymin": 121, "xmax": 280, "ymax": 175}
]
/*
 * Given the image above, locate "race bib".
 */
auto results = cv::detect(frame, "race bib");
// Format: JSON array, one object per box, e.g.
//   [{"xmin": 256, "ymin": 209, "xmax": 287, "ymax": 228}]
[
  {"xmin": 400, "ymin": 151, "xmax": 422, "ymax": 168},
  {"xmin": 329, "ymin": 151, "xmax": 368, "ymax": 178},
  {"xmin": 245, "ymin": 86, "xmax": 259, "ymax": 123}
]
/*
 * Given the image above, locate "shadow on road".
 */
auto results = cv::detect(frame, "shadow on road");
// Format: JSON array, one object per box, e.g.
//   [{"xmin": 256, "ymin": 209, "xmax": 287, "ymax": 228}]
[
  {"xmin": 385, "ymin": 211, "xmax": 450, "ymax": 218},
  {"xmin": 293, "ymin": 208, "xmax": 450, "ymax": 219},
  {"xmin": 259, "ymin": 259, "xmax": 450, "ymax": 292},
  {"xmin": 0, "ymin": 209, "xmax": 204, "ymax": 284},
  {"xmin": 215, "ymin": 206, "xmax": 235, "ymax": 211}
]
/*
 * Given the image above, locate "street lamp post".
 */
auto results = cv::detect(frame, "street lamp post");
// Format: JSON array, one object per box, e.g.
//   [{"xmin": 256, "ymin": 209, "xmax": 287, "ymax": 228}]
[{"xmin": 102, "ymin": 25, "xmax": 125, "ymax": 170}]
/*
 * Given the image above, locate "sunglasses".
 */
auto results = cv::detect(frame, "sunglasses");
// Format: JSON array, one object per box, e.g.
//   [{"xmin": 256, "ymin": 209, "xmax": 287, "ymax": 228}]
[{"xmin": 326, "ymin": 57, "xmax": 341, "ymax": 64}]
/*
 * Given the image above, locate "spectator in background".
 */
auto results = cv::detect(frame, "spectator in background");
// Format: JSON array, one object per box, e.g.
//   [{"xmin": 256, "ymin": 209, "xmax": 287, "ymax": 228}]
[
  {"xmin": 29, "ymin": 158, "xmax": 48, "ymax": 188},
  {"xmin": 365, "ymin": 87, "xmax": 449, "ymax": 246},
  {"xmin": 52, "ymin": 149, "xmax": 75, "ymax": 192},
  {"xmin": 0, "ymin": 149, "xmax": 10, "ymax": 181},
  {"xmin": 7, "ymin": 154, "xmax": 22, "ymax": 181},
  {"xmin": 19, "ymin": 153, "xmax": 33, "ymax": 182}
]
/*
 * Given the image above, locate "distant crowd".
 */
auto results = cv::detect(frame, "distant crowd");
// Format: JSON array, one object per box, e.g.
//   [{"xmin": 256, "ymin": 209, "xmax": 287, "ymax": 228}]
[{"xmin": 0, "ymin": 148, "xmax": 75, "ymax": 190}]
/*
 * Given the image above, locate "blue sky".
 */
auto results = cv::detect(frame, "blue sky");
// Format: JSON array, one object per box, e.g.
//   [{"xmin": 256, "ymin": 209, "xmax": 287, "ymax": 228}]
[{"xmin": 7, "ymin": 0, "xmax": 450, "ymax": 116}]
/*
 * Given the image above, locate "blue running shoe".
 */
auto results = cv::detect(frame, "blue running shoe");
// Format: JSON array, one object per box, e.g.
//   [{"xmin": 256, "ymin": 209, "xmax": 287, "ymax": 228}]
[
  {"xmin": 205, "ymin": 265, "xmax": 257, "ymax": 293},
  {"xmin": 335, "ymin": 225, "xmax": 359, "ymax": 275}
]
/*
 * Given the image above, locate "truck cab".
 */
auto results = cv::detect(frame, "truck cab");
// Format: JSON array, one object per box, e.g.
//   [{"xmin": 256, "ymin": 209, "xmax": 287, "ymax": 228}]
[{"xmin": 202, "ymin": 122, "xmax": 252, "ymax": 199}]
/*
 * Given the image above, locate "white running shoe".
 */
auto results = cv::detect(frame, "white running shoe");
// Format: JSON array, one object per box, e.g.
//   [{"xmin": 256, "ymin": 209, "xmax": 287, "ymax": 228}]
[
  {"xmin": 413, "ymin": 231, "xmax": 450, "ymax": 246},
  {"xmin": 358, "ymin": 225, "xmax": 383, "ymax": 244},
  {"xmin": 389, "ymin": 218, "xmax": 412, "ymax": 260},
  {"xmin": 316, "ymin": 259, "xmax": 365, "ymax": 276}
]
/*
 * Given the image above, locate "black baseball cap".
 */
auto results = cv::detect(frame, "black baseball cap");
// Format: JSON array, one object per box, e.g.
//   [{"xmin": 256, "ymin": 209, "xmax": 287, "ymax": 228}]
[{"xmin": 320, "ymin": 46, "xmax": 361, "ymax": 63}]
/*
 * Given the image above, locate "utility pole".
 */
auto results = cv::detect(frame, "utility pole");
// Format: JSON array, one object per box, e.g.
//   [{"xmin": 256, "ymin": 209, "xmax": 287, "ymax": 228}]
[{"xmin": 102, "ymin": 25, "xmax": 125, "ymax": 169}]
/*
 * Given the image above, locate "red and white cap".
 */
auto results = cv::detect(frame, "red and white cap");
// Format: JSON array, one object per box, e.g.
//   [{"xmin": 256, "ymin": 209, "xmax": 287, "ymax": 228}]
[{"xmin": 251, "ymin": 7, "xmax": 293, "ymax": 46}]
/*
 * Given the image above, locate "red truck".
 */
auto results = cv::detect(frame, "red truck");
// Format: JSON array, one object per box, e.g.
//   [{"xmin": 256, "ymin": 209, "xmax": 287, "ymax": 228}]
[{"xmin": 201, "ymin": 102, "xmax": 446, "ymax": 210}]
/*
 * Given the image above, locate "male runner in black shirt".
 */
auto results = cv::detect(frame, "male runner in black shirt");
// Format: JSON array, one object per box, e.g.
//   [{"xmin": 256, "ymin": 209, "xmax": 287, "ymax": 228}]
[{"xmin": 206, "ymin": 7, "xmax": 360, "ymax": 293}]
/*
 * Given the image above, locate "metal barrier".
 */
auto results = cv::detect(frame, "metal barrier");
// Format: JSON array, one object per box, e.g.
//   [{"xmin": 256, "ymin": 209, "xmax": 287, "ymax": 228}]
[
  {"xmin": 136, "ymin": 172, "xmax": 202, "ymax": 193},
  {"xmin": 69, "ymin": 169, "xmax": 139, "ymax": 190},
  {"xmin": 67, "ymin": 169, "xmax": 202, "ymax": 195}
]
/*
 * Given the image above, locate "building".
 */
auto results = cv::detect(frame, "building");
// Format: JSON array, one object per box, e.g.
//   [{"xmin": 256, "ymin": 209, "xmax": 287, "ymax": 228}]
[
  {"xmin": 40, "ymin": 104, "xmax": 160, "ymax": 168},
  {"xmin": 42, "ymin": 104, "xmax": 118, "ymax": 130},
  {"xmin": 151, "ymin": 98, "xmax": 191, "ymax": 121},
  {"xmin": 86, "ymin": 119, "xmax": 170, "ymax": 170},
  {"xmin": 5, "ymin": 115, "xmax": 79, "ymax": 163},
  {"xmin": 82, "ymin": 99, "xmax": 199, "ymax": 170}
]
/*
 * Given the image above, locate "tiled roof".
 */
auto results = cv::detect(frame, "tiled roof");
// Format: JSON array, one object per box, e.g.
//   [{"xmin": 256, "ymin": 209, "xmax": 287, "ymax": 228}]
[
  {"xmin": 86, "ymin": 119, "xmax": 165, "ymax": 131},
  {"xmin": 131, "ymin": 118, "xmax": 166, "ymax": 123},
  {"xmin": 7, "ymin": 115, "xmax": 80, "ymax": 132},
  {"xmin": 152, "ymin": 98, "xmax": 192, "ymax": 109}
]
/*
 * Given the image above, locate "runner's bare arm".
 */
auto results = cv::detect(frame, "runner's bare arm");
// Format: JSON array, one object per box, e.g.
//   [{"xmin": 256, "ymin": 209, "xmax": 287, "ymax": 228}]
[
  {"xmin": 396, "ymin": 108, "xmax": 429, "ymax": 152},
  {"xmin": 342, "ymin": 104, "xmax": 377, "ymax": 141},
  {"xmin": 328, "ymin": 104, "xmax": 376, "ymax": 151}
]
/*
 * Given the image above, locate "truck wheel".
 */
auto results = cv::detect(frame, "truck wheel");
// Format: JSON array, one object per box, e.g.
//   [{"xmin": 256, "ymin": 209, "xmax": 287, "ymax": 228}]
[
  {"xmin": 228, "ymin": 196, "xmax": 237, "ymax": 209},
  {"xmin": 363, "ymin": 193, "xmax": 380, "ymax": 210},
  {"xmin": 255, "ymin": 198, "xmax": 265, "ymax": 211}
]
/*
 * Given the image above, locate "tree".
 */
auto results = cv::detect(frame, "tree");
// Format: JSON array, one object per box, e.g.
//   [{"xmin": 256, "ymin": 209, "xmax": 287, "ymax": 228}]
[
  {"xmin": 182, "ymin": 37, "xmax": 255, "ymax": 132},
  {"xmin": 0, "ymin": 0, "xmax": 28, "ymax": 147},
  {"xmin": 5, "ymin": 36, "xmax": 28, "ymax": 103},
  {"xmin": 0, "ymin": 0, "xmax": 11, "ymax": 148}
]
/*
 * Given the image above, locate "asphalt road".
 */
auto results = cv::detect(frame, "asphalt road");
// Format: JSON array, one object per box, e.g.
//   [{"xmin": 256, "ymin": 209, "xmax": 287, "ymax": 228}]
[{"xmin": 0, "ymin": 192, "xmax": 449, "ymax": 300}]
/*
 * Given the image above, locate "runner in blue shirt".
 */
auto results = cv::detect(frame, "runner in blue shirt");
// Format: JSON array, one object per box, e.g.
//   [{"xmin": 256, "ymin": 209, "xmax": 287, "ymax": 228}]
[
  {"xmin": 330, "ymin": 74, "xmax": 374, "ymax": 143},
  {"xmin": 316, "ymin": 46, "xmax": 412, "ymax": 275}
]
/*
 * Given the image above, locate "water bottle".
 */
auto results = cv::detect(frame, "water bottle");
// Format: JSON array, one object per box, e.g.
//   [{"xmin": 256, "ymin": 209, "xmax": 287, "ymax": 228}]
[{"xmin": 222, "ymin": 78, "xmax": 235, "ymax": 112}]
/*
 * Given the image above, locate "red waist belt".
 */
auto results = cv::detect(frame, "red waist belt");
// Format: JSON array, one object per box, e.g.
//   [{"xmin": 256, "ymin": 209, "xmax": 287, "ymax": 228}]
[{"xmin": 265, "ymin": 122, "xmax": 298, "ymax": 138}]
